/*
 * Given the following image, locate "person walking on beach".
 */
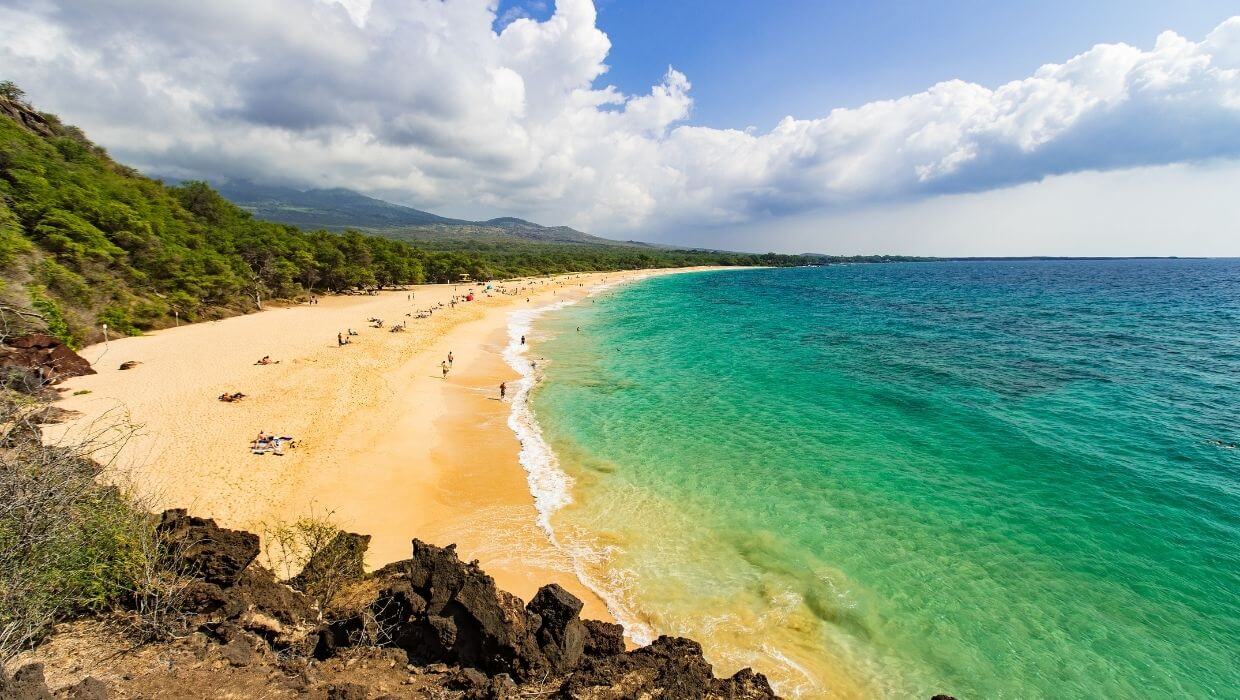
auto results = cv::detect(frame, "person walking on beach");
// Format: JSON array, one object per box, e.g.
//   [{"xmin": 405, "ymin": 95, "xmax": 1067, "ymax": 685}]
[
  {"xmin": 441, "ymin": 361, "xmax": 449, "ymax": 378},
  {"xmin": 447, "ymin": 351, "xmax": 454, "ymax": 366},
  {"xmin": 521, "ymin": 335, "xmax": 526, "ymax": 345},
  {"xmin": 500, "ymin": 382, "xmax": 506, "ymax": 400}
]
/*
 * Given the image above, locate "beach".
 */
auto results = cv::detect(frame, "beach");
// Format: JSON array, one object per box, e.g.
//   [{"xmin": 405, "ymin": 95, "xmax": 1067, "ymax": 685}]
[{"xmin": 46, "ymin": 267, "xmax": 720, "ymax": 621}]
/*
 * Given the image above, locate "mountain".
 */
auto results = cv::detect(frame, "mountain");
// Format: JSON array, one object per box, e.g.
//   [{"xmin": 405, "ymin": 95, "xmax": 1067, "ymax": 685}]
[
  {"xmin": 211, "ymin": 181, "xmax": 639, "ymax": 248},
  {"xmin": 213, "ymin": 180, "xmax": 467, "ymax": 229}
]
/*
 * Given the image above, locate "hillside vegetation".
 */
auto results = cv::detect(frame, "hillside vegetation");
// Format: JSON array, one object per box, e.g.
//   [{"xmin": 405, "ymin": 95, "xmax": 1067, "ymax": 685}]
[{"xmin": 0, "ymin": 86, "xmax": 816, "ymax": 347}]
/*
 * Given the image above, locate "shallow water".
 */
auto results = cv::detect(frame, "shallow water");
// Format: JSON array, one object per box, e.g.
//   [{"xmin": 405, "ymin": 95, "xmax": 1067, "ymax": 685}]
[{"xmin": 522, "ymin": 261, "xmax": 1240, "ymax": 698}]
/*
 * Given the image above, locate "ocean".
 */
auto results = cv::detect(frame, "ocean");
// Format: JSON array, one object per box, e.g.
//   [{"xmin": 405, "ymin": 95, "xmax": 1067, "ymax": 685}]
[{"xmin": 506, "ymin": 260, "xmax": 1240, "ymax": 698}]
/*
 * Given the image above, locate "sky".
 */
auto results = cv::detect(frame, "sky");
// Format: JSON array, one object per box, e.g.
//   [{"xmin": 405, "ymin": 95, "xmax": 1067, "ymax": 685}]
[{"xmin": 2, "ymin": 0, "xmax": 1239, "ymax": 255}]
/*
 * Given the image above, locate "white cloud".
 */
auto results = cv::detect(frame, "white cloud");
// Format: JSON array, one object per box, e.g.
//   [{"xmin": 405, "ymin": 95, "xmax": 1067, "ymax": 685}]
[{"xmin": 2, "ymin": 1, "xmax": 1239, "ymax": 247}]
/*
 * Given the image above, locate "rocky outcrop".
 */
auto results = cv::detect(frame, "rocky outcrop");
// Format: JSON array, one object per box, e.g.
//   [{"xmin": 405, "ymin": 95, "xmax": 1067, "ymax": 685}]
[
  {"xmin": 0, "ymin": 97, "xmax": 55, "ymax": 138},
  {"xmin": 289, "ymin": 531, "xmax": 371, "ymax": 593},
  {"xmin": 156, "ymin": 509, "xmax": 259, "ymax": 587},
  {"xmin": 14, "ymin": 511, "xmax": 968, "ymax": 698},
  {"xmin": 321, "ymin": 539, "xmax": 779, "ymax": 697},
  {"xmin": 558, "ymin": 636, "xmax": 776, "ymax": 699},
  {"xmin": 0, "ymin": 334, "xmax": 94, "ymax": 392}
]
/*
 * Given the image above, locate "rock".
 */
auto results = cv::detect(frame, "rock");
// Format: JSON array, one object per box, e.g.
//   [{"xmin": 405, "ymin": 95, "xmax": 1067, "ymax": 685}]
[
  {"xmin": 582, "ymin": 620, "xmax": 625, "ymax": 658},
  {"xmin": 371, "ymin": 540, "xmax": 548, "ymax": 680},
  {"xmin": 117, "ymin": 361, "xmax": 140, "ymax": 370},
  {"xmin": 0, "ymin": 334, "xmax": 94, "ymax": 391},
  {"xmin": 0, "ymin": 663, "xmax": 53, "ymax": 700},
  {"xmin": 289, "ymin": 531, "xmax": 371, "ymax": 594},
  {"xmin": 557, "ymin": 636, "xmax": 777, "ymax": 700},
  {"xmin": 0, "ymin": 97, "xmax": 56, "ymax": 138},
  {"xmin": 526, "ymin": 584, "xmax": 587, "ymax": 672},
  {"xmin": 233, "ymin": 566, "xmax": 314, "ymax": 625},
  {"xmin": 448, "ymin": 668, "xmax": 518, "ymax": 700},
  {"xmin": 62, "ymin": 676, "xmax": 108, "ymax": 699},
  {"xmin": 326, "ymin": 683, "xmax": 367, "ymax": 700},
  {"xmin": 219, "ymin": 635, "xmax": 258, "ymax": 667},
  {"xmin": 157, "ymin": 509, "xmax": 259, "ymax": 586},
  {"xmin": 180, "ymin": 580, "xmax": 236, "ymax": 617},
  {"xmin": 313, "ymin": 617, "xmax": 364, "ymax": 661}
]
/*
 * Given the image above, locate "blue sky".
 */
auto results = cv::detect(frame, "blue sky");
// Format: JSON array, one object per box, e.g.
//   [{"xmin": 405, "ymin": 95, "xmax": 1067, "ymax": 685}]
[
  {"xmin": 5, "ymin": 0, "xmax": 1239, "ymax": 255},
  {"xmin": 504, "ymin": 0, "xmax": 1240, "ymax": 129}
]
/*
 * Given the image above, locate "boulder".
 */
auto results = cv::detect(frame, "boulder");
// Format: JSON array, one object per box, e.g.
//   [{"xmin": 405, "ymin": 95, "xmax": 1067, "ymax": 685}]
[
  {"xmin": 582, "ymin": 620, "xmax": 625, "ymax": 658},
  {"xmin": 0, "ymin": 334, "xmax": 94, "ymax": 391},
  {"xmin": 234, "ymin": 566, "xmax": 315, "ymax": 625},
  {"xmin": 157, "ymin": 509, "xmax": 259, "ymax": 586},
  {"xmin": 556, "ymin": 636, "xmax": 777, "ymax": 700},
  {"xmin": 449, "ymin": 667, "xmax": 518, "ymax": 700},
  {"xmin": 527, "ymin": 584, "xmax": 587, "ymax": 672},
  {"xmin": 289, "ymin": 531, "xmax": 371, "ymax": 594},
  {"xmin": 360, "ymin": 540, "xmax": 549, "ymax": 680}
]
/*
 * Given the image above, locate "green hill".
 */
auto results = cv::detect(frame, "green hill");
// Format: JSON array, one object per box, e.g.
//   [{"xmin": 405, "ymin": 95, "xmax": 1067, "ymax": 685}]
[{"xmin": 0, "ymin": 86, "xmax": 816, "ymax": 347}]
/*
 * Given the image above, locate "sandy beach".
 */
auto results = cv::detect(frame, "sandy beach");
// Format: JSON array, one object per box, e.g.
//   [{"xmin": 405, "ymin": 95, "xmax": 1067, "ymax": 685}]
[{"xmin": 47, "ymin": 267, "xmax": 721, "ymax": 620}]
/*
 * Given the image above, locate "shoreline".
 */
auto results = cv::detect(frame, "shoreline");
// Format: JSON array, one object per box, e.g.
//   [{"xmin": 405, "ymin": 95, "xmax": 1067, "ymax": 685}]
[{"xmin": 46, "ymin": 266, "xmax": 731, "ymax": 623}]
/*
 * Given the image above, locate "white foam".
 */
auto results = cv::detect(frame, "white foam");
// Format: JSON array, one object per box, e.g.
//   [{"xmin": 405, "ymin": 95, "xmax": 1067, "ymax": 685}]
[{"xmin": 502, "ymin": 275, "xmax": 658, "ymax": 645}]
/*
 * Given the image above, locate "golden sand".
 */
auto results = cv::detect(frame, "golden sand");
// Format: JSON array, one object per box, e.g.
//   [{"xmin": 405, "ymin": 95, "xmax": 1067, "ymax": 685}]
[{"xmin": 48, "ymin": 268, "xmax": 718, "ymax": 619}]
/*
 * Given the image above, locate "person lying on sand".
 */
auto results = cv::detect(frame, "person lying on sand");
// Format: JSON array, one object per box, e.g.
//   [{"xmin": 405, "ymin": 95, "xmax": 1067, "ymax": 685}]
[
  {"xmin": 254, "ymin": 355, "xmax": 280, "ymax": 365},
  {"xmin": 251, "ymin": 433, "xmax": 297, "ymax": 455},
  {"xmin": 218, "ymin": 392, "xmax": 246, "ymax": 402},
  {"xmin": 348, "ymin": 328, "xmax": 358, "ymax": 336}
]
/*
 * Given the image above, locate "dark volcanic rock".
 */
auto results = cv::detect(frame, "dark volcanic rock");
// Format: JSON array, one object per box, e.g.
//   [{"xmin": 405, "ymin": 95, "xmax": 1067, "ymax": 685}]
[
  {"xmin": 581, "ymin": 620, "xmax": 625, "ymax": 658},
  {"xmin": 0, "ymin": 334, "xmax": 94, "ymax": 391},
  {"xmin": 527, "ymin": 584, "xmax": 587, "ymax": 672},
  {"xmin": 157, "ymin": 509, "xmax": 259, "ymax": 586},
  {"xmin": 449, "ymin": 667, "xmax": 518, "ymax": 699},
  {"xmin": 363, "ymin": 540, "xmax": 548, "ymax": 680},
  {"xmin": 289, "ymin": 531, "xmax": 371, "ymax": 593},
  {"xmin": 558, "ymin": 636, "xmax": 777, "ymax": 700},
  {"xmin": 0, "ymin": 663, "xmax": 53, "ymax": 700}
]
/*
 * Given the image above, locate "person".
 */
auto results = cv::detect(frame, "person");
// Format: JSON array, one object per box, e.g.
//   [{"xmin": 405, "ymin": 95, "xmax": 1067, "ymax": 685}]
[
  {"xmin": 337, "ymin": 332, "xmax": 344, "ymax": 346},
  {"xmin": 447, "ymin": 351, "xmax": 454, "ymax": 366},
  {"xmin": 521, "ymin": 335, "xmax": 526, "ymax": 345},
  {"xmin": 499, "ymin": 381, "xmax": 506, "ymax": 399},
  {"xmin": 441, "ymin": 361, "xmax": 449, "ymax": 378}
]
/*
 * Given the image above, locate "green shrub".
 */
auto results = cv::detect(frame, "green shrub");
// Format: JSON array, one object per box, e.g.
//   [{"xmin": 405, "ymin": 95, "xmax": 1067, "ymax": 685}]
[{"xmin": 27, "ymin": 285, "xmax": 75, "ymax": 348}]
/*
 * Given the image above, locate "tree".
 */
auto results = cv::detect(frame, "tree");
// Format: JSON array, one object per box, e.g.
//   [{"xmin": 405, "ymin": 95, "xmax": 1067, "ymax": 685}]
[{"xmin": 0, "ymin": 81, "xmax": 25, "ymax": 103}]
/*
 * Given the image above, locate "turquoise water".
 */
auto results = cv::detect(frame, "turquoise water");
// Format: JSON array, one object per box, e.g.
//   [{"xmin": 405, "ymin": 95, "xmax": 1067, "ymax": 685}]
[{"xmin": 527, "ymin": 261, "xmax": 1240, "ymax": 698}]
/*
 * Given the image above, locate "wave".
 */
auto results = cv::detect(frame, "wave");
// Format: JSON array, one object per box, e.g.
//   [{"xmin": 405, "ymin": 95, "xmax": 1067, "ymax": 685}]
[{"xmin": 502, "ymin": 276, "xmax": 658, "ymax": 645}]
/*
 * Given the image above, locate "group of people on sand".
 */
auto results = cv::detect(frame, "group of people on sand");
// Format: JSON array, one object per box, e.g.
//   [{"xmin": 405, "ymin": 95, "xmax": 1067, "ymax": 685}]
[
  {"xmin": 337, "ymin": 330, "xmax": 358, "ymax": 346},
  {"xmin": 251, "ymin": 432, "xmax": 296, "ymax": 455},
  {"xmin": 254, "ymin": 355, "xmax": 278, "ymax": 365},
  {"xmin": 441, "ymin": 350, "xmax": 455, "ymax": 378},
  {"xmin": 218, "ymin": 391, "xmax": 246, "ymax": 402}
]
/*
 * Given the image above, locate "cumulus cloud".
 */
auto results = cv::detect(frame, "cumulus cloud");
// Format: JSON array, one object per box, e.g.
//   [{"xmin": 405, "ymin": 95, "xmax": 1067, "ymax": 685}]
[{"xmin": 2, "ymin": 0, "xmax": 1239, "ymax": 240}]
